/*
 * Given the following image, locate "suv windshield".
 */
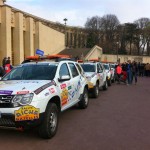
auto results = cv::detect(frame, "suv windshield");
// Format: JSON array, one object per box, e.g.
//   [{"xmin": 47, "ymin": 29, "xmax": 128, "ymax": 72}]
[
  {"xmin": 2, "ymin": 64, "xmax": 57, "ymax": 80},
  {"xmin": 81, "ymin": 64, "xmax": 96, "ymax": 72},
  {"xmin": 103, "ymin": 64, "xmax": 110, "ymax": 70}
]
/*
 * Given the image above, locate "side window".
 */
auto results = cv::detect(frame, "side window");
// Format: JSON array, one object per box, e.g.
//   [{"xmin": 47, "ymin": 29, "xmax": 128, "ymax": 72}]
[
  {"xmin": 99, "ymin": 64, "xmax": 103, "ymax": 71},
  {"xmin": 97, "ymin": 64, "xmax": 102, "ymax": 72},
  {"xmin": 59, "ymin": 63, "xmax": 70, "ymax": 77},
  {"xmin": 68, "ymin": 63, "xmax": 79, "ymax": 78}
]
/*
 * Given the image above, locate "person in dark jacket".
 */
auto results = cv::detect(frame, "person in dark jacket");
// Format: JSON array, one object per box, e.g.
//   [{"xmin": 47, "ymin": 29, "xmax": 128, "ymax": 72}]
[
  {"xmin": 132, "ymin": 61, "xmax": 138, "ymax": 84},
  {"xmin": 0, "ymin": 66, "xmax": 4, "ymax": 78},
  {"xmin": 126, "ymin": 60, "xmax": 132, "ymax": 85},
  {"xmin": 2, "ymin": 57, "xmax": 7, "ymax": 70}
]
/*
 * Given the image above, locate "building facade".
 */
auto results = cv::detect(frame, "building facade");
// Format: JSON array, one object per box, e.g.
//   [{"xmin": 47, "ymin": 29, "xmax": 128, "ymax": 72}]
[{"xmin": 0, "ymin": 0, "xmax": 65, "ymax": 65}]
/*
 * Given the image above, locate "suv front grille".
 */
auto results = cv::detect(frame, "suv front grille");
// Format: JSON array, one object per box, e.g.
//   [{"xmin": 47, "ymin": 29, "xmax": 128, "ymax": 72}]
[
  {"xmin": 0, "ymin": 95, "xmax": 15, "ymax": 108},
  {"xmin": 0, "ymin": 118, "xmax": 15, "ymax": 127}
]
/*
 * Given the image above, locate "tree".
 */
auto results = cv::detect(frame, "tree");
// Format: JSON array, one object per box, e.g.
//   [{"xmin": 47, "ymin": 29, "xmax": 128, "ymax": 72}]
[{"xmin": 134, "ymin": 18, "xmax": 150, "ymax": 55}]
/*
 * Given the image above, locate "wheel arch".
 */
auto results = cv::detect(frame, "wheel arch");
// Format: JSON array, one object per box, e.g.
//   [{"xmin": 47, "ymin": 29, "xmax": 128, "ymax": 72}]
[{"xmin": 48, "ymin": 96, "xmax": 61, "ymax": 112}]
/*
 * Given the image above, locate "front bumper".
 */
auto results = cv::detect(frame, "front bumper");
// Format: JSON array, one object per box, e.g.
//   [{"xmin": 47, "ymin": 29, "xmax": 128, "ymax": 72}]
[{"xmin": 0, "ymin": 112, "xmax": 44, "ymax": 128}]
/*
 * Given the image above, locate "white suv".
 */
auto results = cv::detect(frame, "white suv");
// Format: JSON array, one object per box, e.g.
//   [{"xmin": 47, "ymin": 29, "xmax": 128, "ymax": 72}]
[
  {"xmin": 102, "ymin": 63, "xmax": 112, "ymax": 86},
  {"xmin": 0, "ymin": 57, "xmax": 89, "ymax": 139},
  {"xmin": 80, "ymin": 62, "xmax": 108, "ymax": 98}
]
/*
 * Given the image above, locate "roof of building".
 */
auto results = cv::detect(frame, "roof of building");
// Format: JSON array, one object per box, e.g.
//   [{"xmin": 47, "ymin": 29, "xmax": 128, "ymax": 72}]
[{"xmin": 58, "ymin": 48, "xmax": 91, "ymax": 59}]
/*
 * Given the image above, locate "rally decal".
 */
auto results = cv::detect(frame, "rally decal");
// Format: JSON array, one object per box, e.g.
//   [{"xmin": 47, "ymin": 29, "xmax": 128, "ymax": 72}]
[
  {"xmin": 15, "ymin": 105, "xmax": 40, "ymax": 121},
  {"xmin": 17, "ymin": 91, "xmax": 29, "ymax": 95},
  {"xmin": 0, "ymin": 90, "xmax": 13, "ymax": 95},
  {"xmin": 49, "ymin": 88, "xmax": 55, "ymax": 94},
  {"xmin": 34, "ymin": 81, "xmax": 56, "ymax": 95},
  {"xmin": 61, "ymin": 88, "xmax": 68, "ymax": 106},
  {"xmin": 60, "ymin": 83, "xmax": 67, "ymax": 89}
]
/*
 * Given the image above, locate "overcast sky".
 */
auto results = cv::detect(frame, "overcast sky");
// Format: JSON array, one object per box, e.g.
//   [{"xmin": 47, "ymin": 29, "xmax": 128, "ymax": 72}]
[{"xmin": 5, "ymin": 0, "xmax": 150, "ymax": 27}]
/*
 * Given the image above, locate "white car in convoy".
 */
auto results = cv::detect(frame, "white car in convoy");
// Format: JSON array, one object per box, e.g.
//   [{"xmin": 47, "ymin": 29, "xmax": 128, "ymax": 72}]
[
  {"xmin": 0, "ymin": 56, "xmax": 89, "ymax": 139},
  {"xmin": 80, "ymin": 62, "xmax": 108, "ymax": 98},
  {"xmin": 102, "ymin": 63, "xmax": 113, "ymax": 86}
]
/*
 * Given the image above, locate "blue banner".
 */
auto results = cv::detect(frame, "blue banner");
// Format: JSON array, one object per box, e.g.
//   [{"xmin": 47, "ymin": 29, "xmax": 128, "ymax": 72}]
[{"xmin": 36, "ymin": 49, "xmax": 44, "ymax": 56}]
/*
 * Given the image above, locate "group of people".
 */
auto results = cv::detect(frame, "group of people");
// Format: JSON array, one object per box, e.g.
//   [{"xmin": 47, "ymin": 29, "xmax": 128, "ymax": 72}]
[
  {"xmin": 115, "ymin": 60, "xmax": 139, "ymax": 85},
  {"xmin": 0, "ymin": 57, "xmax": 13, "ymax": 77}
]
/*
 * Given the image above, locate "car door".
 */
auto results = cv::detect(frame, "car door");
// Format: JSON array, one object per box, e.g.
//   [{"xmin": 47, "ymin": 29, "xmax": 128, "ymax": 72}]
[
  {"xmin": 97, "ymin": 63, "xmax": 102, "ymax": 87},
  {"xmin": 68, "ymin": 62, "xmax": 80, "ymax": 104},
  {"xmin": 57, "ymin": 63, "xmax": 72, "ymax": 109}
]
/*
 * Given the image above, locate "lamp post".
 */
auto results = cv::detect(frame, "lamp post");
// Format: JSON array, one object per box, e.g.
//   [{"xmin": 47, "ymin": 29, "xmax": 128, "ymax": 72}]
[{"xmin": 63, "ymin": 18, "xmax": 67, "ymax": 48}]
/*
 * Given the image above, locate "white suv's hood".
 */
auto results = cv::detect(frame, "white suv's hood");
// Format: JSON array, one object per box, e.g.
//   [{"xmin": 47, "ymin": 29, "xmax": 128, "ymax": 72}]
[
  {"xmin": 0, "ymin": 80, "xmax": 51, "ymax": 95},
  {"xmin": 84, "ymin": 72, "xmax": 96, "ymax": 77}
]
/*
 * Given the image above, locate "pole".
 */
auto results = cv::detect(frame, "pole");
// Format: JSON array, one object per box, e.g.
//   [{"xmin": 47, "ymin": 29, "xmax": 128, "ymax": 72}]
[{"xmin": 63, "ymin": 18, "xmax": 67, "ymax": 48}]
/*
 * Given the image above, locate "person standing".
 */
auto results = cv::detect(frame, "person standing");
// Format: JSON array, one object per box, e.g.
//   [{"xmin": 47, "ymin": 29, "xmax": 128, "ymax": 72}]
[
  {"xmin": 116, "ymin": 63, "xmax": 122, "ymax": 83},
  {"xmin": 132, "ymin": 61, "xmax": 138, "ymax": 84},
  {"xmin": 2, "ymin": 57, "xmax": 7, "ymax": 70},
  {"xmin": 126, "ymin": 60, "xmax": 132, "ymax": 85},
  {"xmin": 5, "ymin": 60, "xmax": 13, "ymax": 74}
]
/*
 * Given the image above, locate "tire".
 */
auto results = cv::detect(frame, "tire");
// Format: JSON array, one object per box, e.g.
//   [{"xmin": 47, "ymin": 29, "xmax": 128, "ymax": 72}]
[
  {"xmin": 38, "ymin": 103, "xmax": 59, "ymax": 139},
  {"xmin": 78, "ymin": 88, "xmax": 89, "ymax": 109},
  {"xmin": 107, "ymin": 79, "xmax": 112, "ymax": 86},
  {"xmin": 103, "ymin": 81, "xmax": 108, "ymax": 90},
  {"xmin": 92, "ymin": 83, "xmax": 99, "ymax": 98}
]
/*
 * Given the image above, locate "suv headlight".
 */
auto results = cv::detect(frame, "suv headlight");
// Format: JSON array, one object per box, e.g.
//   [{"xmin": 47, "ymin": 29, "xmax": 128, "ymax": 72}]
[{"xmin": 12, "ymin": 93, "xmax": 34, "ymax": 106}]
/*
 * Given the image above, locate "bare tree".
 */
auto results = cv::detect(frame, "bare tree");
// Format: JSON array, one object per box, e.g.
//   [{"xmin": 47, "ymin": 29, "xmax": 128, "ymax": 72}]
[
  {"xmin": 99, "ymin": 14, "xmax": 120, "ymax": 53},
  {"xmin": 134, "ymin": 18, "xmax": 150, "ymax": 55}
]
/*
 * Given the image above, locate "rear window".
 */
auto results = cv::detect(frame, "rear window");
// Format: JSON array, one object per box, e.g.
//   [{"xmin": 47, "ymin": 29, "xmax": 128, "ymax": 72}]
[{"xmin": 81, "ymin": 64, "xmax": 96, "ymax": 72}]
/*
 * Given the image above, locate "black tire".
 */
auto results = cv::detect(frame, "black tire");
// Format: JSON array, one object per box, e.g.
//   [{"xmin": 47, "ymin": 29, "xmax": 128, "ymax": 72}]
[
  {"xmin": 107, "ymin": 79, "xmax": 112, "ymax": 86},
  {"xmin": 38, "ymin": 103, "xmax": 59, "ymax": 139},
  {"xmin": 103, "ymin": 81, "xmax": 108, "ymax": 90},
  {"xmin": 112, "ymin": 75, "xmax": 116, "ymax": 83},
  {"xmin": 78, "ymin": 88, "xmax": 89, "ymax": 109},
  {"xmin": 92, "ymin": 83, "xmax": 99, "ymax": 98}
]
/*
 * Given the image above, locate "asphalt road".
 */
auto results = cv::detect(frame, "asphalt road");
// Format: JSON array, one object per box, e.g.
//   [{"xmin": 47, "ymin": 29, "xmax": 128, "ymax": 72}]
[{"xmin": 0, "ymin": 77, "xmax": 150, "ymax": 150}]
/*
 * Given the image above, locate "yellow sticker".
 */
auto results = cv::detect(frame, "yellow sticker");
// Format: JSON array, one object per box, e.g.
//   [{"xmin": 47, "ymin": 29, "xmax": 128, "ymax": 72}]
[
  {"xmin": 15, "ymin": 105, "xmax": 40, "ymax": 121},
  {"xmin": 61, "ymin": 88, "xmax": 68, "ymax": 106}
]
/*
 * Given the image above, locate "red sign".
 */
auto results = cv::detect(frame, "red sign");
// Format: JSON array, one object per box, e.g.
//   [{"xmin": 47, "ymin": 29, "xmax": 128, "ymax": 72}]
[
  {"xmin": 17, "ymin": 91, "xmax": 29, "ymax": 94},
  {"xmin": 60, "ymin": 84, "xmax": 67, "ymax": 89}
]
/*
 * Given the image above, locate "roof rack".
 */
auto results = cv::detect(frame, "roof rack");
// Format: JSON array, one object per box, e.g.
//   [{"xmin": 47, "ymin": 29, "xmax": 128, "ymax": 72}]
[{"xmin": 22, "ymin": 54, "xmax": 75, "ymax": 64}]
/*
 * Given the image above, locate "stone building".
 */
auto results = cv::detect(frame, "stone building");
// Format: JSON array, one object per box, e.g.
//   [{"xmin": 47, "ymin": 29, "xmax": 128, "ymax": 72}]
[{"xmin": 0, "ymin": 0, "xmax": 65, "ymax": 65}]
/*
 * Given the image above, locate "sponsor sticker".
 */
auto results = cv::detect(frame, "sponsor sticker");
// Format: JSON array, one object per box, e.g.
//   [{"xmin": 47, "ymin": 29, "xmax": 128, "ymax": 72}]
[
  {"xmin": 45, "ymin": 92, "xmax": 50, "ymax": 96},
  {"xmin": 17, "ymin": 91, "xmax": 29, "ymax": 95},
  {"xmin": 61, "ymin": 88, "xmax": 68, "ymax": 106},
  {"xmin": 15, "ymin": 105, "xmax": 40, "ymax": 121},
  {"xmin": 60, "ymin": 84, "xmax": 67, "ymax": 89},
  {"xmin": 49, "ymin": 88, "xmax": 55, "ymax": 94},
  {"xmin": 68, "ymin": 86, "xmax": 72, "ymax": 90},
  {"xmin": 0, "ymin": 90, "xmax": 13, "ymax": 95}
]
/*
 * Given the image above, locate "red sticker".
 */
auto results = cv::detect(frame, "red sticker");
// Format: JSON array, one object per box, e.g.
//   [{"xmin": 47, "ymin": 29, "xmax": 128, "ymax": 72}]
[
  {"xmin": 17, "ymin": 91, "xmax": 29, "ymax": 94},
  {"xmin": 60, "ymin": 84, "xmax": 67, "ymax": 89},
  {"xmin": 49, "ymin": 88, "xmax": 55, "ymax": 94}
]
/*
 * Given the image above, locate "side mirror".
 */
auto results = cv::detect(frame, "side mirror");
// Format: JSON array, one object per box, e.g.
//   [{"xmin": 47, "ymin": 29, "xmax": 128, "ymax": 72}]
[
  {"xmin": 98, "ymin": 70, "xmax": 102, "ymax": 73},
  {"xmin": 58, "ymin": 75, "xmax": 70, "ymax": 82}
]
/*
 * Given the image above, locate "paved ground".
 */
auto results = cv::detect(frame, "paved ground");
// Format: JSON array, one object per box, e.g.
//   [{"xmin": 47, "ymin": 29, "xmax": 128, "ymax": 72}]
[{"xmin": 0, "ymin": 77, "xmax": 150, "ymax": 150}]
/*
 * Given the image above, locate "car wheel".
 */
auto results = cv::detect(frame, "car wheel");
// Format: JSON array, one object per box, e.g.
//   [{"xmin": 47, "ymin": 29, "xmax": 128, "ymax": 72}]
[
  {"xmin": 92, "ymin": 83, "xmax": 99, "ymax": 98},
  {"xmin": 38, "ymin": 103, "xmax": 59, "ymax": 139},
  {"xmin": 108, "ymin": 79, "xmax": 112, "ymax": 86},
  {"xmin": 78, "ymin": 88, "xmax": 89, "ymax": 109},
  {"xmin": 103, "ymin": 81, "xmax": 108, "ymax": 90}
]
